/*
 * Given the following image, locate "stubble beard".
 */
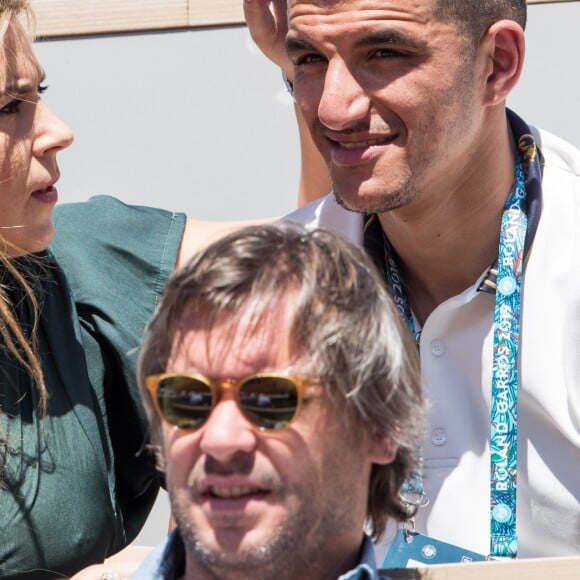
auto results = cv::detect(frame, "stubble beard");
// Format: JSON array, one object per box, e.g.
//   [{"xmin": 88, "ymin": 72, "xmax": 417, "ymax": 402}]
[
  {"xmin": 172, "ymin": 481, "xmax": 360, "ymax": 580},
  {"xmin": 180, "ymin": 523, "xmax": 296, "ymax": 580},
  {"xmin": 327, "ymin": 54, "xmax": 477, "ymax": 218},
  {"xmin": 173, "ymin": 496, "xmax": 321, "ymax": 580},
  {"xmin": 331, "ymin": 171, "xmax": 421, "ymax": 216}
]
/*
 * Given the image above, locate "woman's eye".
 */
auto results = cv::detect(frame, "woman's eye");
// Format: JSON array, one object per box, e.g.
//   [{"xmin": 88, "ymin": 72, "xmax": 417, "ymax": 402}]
[{"xmin": 0, "ymin": 99, "xmax": 22, "ymax": 115}]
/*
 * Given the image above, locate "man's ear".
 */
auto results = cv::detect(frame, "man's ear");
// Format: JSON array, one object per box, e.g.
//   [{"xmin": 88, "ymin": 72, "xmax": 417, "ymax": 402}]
[
  {"xmin": 369, "ymin": 431, "xmax": 398, "ymax": 465},
  {"xmin": 480, "ymin": 20, "xmax": 525, "ymax": 107}
]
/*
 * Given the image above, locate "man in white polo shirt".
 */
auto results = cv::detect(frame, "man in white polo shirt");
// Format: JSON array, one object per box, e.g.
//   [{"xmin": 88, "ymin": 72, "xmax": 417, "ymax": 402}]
[{"xmin": 245, "ymin": 0, "xmax": 580, "ymax": 564}]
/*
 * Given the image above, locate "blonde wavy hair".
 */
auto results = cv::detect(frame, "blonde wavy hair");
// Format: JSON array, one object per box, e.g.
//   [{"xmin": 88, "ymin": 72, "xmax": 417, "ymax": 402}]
[{"xmin": 0, "ymin": 0, "xmax": 46, "ymax": 484}]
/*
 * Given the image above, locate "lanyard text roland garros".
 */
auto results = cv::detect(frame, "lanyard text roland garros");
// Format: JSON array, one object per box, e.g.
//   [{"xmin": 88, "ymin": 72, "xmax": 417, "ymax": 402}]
[{"xmin": 384, "ymin": 156, "xmax": 528, "ymax": 559}]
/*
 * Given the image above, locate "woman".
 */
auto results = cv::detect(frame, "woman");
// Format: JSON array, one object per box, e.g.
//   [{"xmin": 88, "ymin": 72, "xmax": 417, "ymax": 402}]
[{"xmin": 0, "ymin": 2, "xmax": 259, "ymax": 577}]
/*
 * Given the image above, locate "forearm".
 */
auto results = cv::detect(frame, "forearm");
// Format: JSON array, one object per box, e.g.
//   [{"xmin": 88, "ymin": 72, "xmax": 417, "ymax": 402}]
[{"xmin": 295, "ymin": 103, "xmax": 332, "ymax": 206}]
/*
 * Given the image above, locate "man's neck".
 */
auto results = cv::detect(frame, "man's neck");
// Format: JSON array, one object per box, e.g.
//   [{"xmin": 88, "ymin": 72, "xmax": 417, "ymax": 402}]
[{"xmin": 378, "ymin": 116, "xmax": 517, "ymax": 325}]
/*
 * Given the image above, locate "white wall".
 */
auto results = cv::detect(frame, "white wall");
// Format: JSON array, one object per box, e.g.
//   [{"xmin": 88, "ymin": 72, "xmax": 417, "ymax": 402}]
[
  {"xmin": 32, "ymin": 2, "xmax": 580, "ymax": 547},
  {"xmin": 36, "ymin": 26, "xmax": 299, "ymax": 221},
  {"xmin": 510, "ymin": 3, "xmax": 580, "ymax": 145}
]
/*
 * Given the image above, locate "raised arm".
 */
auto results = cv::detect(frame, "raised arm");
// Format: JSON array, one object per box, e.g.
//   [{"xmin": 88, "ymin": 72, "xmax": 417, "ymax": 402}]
[
  {"xmin": 244, "ymin": 0, "xmax": 331, "ymax": 206},
  {"xmin": 176, "ymin": 217, "xmax": 275, "ymax": 268}
]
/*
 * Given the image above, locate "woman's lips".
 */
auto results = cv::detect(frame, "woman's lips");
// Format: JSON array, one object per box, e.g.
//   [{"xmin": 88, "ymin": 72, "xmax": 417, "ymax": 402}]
[{"xmin": 31, "ymin": 185, "xmax": 58, "ymax": 204}]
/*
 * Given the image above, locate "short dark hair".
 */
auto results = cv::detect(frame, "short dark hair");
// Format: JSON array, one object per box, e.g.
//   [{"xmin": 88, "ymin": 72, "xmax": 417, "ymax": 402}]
[
  {"xmin": 138, "ymin": 222, "xmax": 424, "ymax": 539},
  {"xmin": 436, "ymin": 0, "xmax": 526, "ymax": 47}
]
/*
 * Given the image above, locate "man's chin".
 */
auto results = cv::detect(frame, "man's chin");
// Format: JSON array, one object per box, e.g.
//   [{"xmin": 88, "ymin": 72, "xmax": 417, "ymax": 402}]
[
  {"xmin": 331, "ymin": 190, "xmax": 355, "ymax": 212},
  {"xmin": 333, "ymin": 186, "xmax": 413, "ymax": 215},
  {"xmin": 332, "ymin": 189, "xmax": 384, "ymax": 215},
  {"xmin": 185, "ymin": 528, "xmax": 290, "ymax": 574},
  {"xmin": 212, "ymin": 526, "xmax": 258, "ymax": 553}
]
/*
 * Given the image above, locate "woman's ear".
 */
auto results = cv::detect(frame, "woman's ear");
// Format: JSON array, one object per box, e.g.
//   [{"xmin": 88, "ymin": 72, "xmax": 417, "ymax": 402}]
[
  {"xmin": 369, "ymin": 431, "xmax": 398, "ymax": 465},
  {"xmin": 480, "ymin": 20, "xmax": 525, "ymax": 107}
]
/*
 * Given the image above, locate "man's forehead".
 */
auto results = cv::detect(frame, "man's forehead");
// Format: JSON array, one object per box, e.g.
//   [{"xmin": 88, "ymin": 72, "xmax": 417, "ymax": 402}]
[
  {"xmin": 172, "ymin": 317, "xmax": 280, "ymax": 360},
  {"xmin": 167, "ymin": 298, "xmax": 298, "ymax": 377},
  {"xmin": 288, "ymin": 0, "xmax": 436, "ymax": 24}
]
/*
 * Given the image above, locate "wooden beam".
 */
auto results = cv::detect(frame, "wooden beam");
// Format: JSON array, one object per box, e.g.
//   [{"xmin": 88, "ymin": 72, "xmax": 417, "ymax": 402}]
[
  {"xmin": 31, "ymin": 1, "xmax": 188, "ymax": 37},
  {"xmin": 379, "ymin": 555, "xmax": 580, "ymax": 579},
  {"xmin": 31, "ymin": 0, "xmax": 243, "ymax": 37},
  {"xmin": 188, "ymin": 0, "xmax": 244, "ymax": 28}
]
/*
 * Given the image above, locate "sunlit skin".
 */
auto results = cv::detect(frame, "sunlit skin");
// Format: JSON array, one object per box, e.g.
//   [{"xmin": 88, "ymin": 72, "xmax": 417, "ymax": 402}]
[
  {"xmin": 0, "ymin": 19, "xmax": 73, "ymax": 256},
  {"xmin": 160, "ymin": 295, "xmax": 394, "ymax": 580},
  {"xmin": 287, "ymin": 0, "xmax": 478, "ymax": 211},
  {"xmin": 286, "ymin": 0, "xmax": 524, "ymax": 321}
]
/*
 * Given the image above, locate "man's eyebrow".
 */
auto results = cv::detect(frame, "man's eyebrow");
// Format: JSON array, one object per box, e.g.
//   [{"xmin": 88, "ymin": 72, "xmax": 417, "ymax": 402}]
[
  {"xmin": 286, "ymin": 30, "xmax": 428, "ymax": 55},
  {"xmin": 353, "ymin": 29, "xmax": 428, "ymax": 52},
  {"xmin": 285, "ymin": 37, "xmax": 318, "ymax": 55}
]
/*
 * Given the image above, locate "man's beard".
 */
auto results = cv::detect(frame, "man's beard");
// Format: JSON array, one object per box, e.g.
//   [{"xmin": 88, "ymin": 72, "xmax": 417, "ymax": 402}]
[
  {"xmin": 175, "ymin": 500, "xmax": 320, "ymax": 580},
  {"xmin": 332, "ymin": 178, "xmax": 419, "ymax": 216}
]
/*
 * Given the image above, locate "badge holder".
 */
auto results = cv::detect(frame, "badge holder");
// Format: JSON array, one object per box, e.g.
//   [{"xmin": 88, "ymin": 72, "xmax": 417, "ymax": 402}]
[
  {"xmin": 381, "ymin": 484, "xmax": 486, "ymax": 568},
  {"xmin": 381, "ymin": 526, "xmax": 487, "ymax": 568}
]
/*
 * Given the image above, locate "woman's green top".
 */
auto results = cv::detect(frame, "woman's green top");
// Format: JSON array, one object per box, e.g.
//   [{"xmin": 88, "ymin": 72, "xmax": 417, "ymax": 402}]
[{"xmin": 0, "ymin": 196, "xmax": 186, "ymax": 578}]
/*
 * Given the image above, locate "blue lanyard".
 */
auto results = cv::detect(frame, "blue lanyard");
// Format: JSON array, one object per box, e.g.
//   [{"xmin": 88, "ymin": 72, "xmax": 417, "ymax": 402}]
[
  {"xmin": 384, "ymin": 242, "xmax": 421, "ymax": 343},
  {"xmin": 383, "ymin": 156, "xmax": 527, "ymax": 558},
  {"xmin": 489, "ymin": 156, "xmax": 526, "ymax": 557}
]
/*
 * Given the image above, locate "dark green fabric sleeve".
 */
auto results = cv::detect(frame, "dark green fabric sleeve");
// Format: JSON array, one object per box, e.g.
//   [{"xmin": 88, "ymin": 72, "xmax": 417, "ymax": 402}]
[
  {"xmin": 0, "ymin": 196, "xmax": 186, "ymax": 578},
  {"xmin": 50, "ymin": 195, "xmax": 186, "ymax": 545}
]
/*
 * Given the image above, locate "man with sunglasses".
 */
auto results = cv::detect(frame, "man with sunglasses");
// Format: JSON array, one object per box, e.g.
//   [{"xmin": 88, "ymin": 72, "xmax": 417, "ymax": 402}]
[{"xmin": 133, "ymin": 222, "xmax": 423, "ymax": 579}]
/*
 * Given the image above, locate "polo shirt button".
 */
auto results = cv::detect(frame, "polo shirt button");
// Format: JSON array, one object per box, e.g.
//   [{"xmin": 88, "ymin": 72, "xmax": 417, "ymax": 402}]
[
  {"xmin": 431, "ymin": 427, "xmax": 447, "ymax": 446},
  {"xmin": 429, "ymin": 339, "xmax": 445, "ymax": 357}
]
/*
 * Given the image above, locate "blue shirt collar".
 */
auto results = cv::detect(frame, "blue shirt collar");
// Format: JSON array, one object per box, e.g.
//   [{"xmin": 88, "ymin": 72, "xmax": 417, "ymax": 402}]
[
  {"xmin": 339, "ymin": 535, "xmax": 384, "ymax": 580},
  {"xmin": 132, "ymin": 531, "xmax": 385, "ymax": 579}
]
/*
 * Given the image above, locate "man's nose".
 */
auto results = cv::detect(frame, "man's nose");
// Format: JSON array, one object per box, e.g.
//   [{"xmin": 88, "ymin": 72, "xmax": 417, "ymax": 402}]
[
  {"xmin": 199, "ymin": 398, "xmax": 258, "ymax": 463},
  {"xmin": 317, "ymin": 59, "xmax": 370, "ymax": 132}
]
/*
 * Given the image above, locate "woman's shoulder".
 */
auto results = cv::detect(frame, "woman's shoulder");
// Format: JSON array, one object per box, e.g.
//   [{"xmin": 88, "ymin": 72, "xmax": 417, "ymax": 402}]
[{"xmin": 53, "ymin": 195, "xmax": 185, "ymax": 240}]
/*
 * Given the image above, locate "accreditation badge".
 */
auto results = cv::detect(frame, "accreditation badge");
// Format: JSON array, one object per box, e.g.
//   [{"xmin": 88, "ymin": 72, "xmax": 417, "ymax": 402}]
[{"xmin": 381, "ymin": 529, "xmax": 487, "ymax": 568}]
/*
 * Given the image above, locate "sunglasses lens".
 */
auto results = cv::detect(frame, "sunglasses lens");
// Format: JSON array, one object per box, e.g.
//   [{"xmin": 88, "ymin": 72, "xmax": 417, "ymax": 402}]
[
  {"xmin": 239, "ymin": 376, "xmax": 299, "ymax": 430},
  {"xmin": 157, "ymin": 376, "xmax": 213, "ymax": 429}
]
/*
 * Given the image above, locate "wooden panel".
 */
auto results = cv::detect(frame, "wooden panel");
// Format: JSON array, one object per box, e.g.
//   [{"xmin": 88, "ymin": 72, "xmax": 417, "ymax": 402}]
[
  {"xmin": 31, "ymin": 0, "xmax": 188, "ymax": 37},
  {"xmin": 379, "ymin": 556, "xmax": 580, "ymax": 580},
  {"xmin": 188, "ymin": 0, "xmax": 244, "ymax": 28},
  {"xmin": 27, "ymin": 0, "xmax": 580, "ymax": 38}
]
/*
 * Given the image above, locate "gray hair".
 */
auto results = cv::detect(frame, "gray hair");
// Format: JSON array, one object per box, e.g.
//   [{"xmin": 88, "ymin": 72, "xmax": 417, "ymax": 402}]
[{"xmin": 138, "ymin": 221, "xmax": 424, "ymax": 538}]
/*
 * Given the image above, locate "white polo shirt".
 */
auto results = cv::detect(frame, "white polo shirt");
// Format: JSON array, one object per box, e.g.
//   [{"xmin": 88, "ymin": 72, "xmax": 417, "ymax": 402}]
[{"xmin": 285, "ymin": 126, "xmax": 580, "ymax": 559}]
